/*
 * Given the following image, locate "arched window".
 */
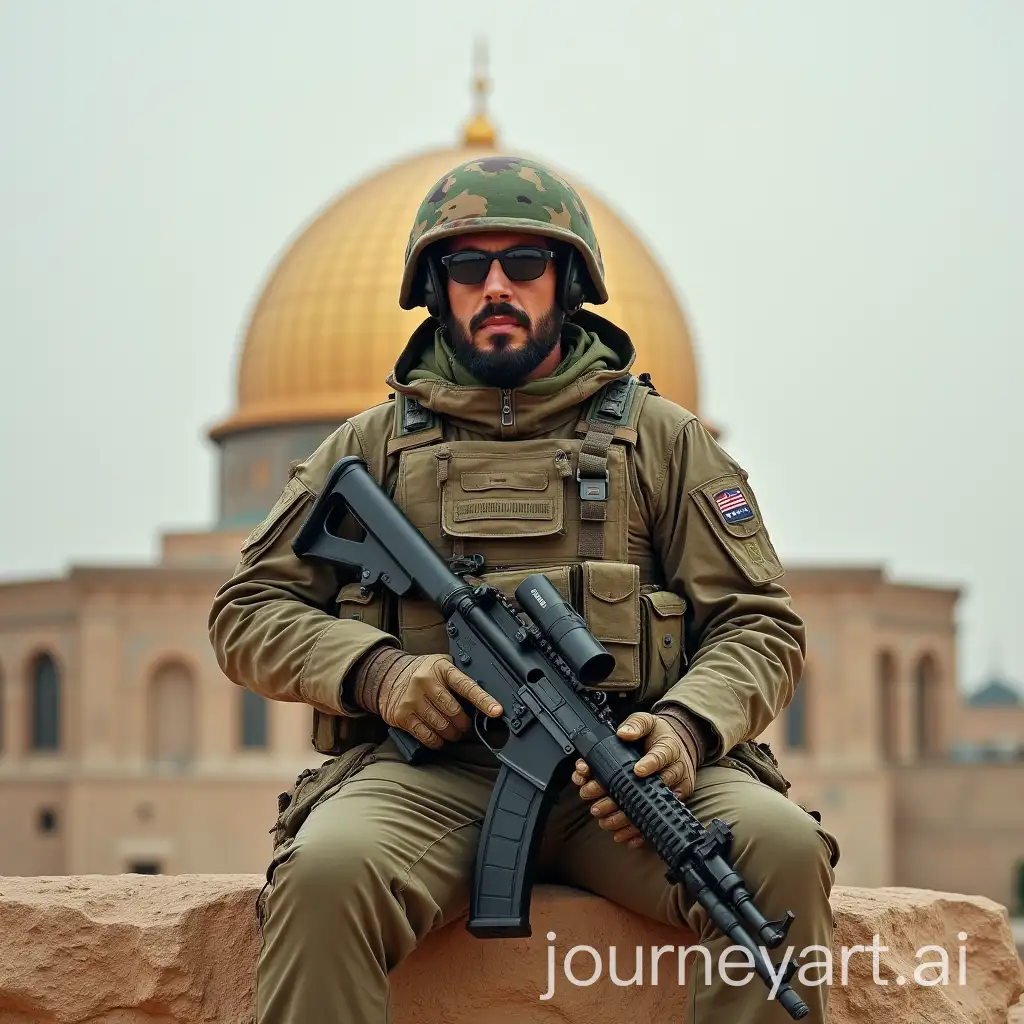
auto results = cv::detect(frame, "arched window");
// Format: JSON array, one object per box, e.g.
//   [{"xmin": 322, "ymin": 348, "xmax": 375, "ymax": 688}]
[
  {"xmin": 240, "ymin": 689, "xmax": 269, "ymax": 749},
  {"xmin": 914, "ymin": 653, "xmax": 940, "ymax": 760},
  {"xmin": 30, "ymin": 653, "xmax": 61, "ymax": 751},
  {"xmin": 147, "ymin": 661, "xmax": 196, "ymax": 769},
  {"xmin": 878, "ymin": 650, "xmax": 899, "ymax": 762},
  {"xmin": 786, "ymin": 670, "xmax": 808, "ymax": 750}
]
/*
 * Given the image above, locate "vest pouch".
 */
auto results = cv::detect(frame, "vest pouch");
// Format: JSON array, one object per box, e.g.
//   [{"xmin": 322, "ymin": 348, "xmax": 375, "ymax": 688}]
[
  {"xmin": 259, "ymin": 737, "xmax": 381, "ymax": 935},
  {"xmin": 395, "ymin": 437, "xmax": 632, "ymax": 568},
  {"xmin": 439, "ymin": 446, "xmax": 570, "ymax": 541},
  {"xmin": 311, "ymin": 708, "xmax": 387, "ymax": 757},
  {"xmin": 577, "ymin": 560, "xmax": 641, "ymax": 692},
  {"xmin": 639, "ymin": 586, "xmax": 688, "ymax": 704},
  {"xmin": 270, "ymin": 740, "xmax": 378, "ymax": 852},
  {"xmin": 435, "ymin": 443, "xmax": 573, "ymax": 560},
  {"xmin": 717, "ymin": 741, "xmax": 792, "ymax": 797}
]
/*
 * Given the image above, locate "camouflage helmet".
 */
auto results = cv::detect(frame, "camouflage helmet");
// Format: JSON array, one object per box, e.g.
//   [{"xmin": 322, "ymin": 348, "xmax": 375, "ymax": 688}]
[{"xmin": 399, "ymin": 155, "xmax": 608, "ymax": 310}]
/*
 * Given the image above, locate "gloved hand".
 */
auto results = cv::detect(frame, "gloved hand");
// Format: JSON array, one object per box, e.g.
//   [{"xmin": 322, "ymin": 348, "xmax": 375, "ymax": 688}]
[
  {"xmin": 572, "ymin": 710, "xmax": 702, "ymax": 849},
  {"xmin": 349, "ymin": 647, "xmax": 503, "ymax": 750}
]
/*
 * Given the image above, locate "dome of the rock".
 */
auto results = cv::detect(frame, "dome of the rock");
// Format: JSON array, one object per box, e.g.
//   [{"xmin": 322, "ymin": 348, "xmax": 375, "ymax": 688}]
[{"xmin": 209, "ymin": 126, "xmax": 701, "ymax": 441}]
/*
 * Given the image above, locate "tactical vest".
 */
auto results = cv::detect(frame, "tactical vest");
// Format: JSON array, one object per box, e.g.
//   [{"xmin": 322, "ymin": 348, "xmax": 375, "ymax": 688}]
[{"xmin": 314, "ymin": 373, "xmax": 689, "ymax": 756}]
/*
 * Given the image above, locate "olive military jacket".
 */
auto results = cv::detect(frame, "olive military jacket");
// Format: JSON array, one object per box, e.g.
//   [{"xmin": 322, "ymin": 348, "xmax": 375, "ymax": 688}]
[{"xmin": 208, "ymin": 311, "xmax": 805, "ymax": 769}]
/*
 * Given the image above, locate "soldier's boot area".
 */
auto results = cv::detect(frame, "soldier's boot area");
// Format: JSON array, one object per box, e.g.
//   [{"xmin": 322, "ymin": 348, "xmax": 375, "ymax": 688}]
[{"xmin": 256, "ymin": 739, "xmax": 839, "ymax": 1024}]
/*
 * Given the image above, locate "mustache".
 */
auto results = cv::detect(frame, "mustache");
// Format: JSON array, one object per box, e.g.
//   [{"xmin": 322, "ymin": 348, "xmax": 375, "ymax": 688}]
[{"xmin": 470, "ymin": 302, "xmax": 530, "ymax": 333}]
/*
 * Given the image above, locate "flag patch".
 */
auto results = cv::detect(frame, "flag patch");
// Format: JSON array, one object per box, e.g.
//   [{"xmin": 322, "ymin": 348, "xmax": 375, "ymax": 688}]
[{"xmin": 713, "ymin": 487, "xmax": 754, "ymax": 524}]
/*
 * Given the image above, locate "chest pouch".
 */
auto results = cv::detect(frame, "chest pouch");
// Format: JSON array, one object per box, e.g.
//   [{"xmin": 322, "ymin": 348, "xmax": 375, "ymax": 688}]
[
  {"xmin": 440, "ymin": 444, "xmax": 572, "ymax": 544},
  {"xmin": 390, "ymin": 437, "xmax": 653, "ymax": 695},
  {"xmin": 396, "ymin": 438, "xmax": 631, "ymax": 561}
]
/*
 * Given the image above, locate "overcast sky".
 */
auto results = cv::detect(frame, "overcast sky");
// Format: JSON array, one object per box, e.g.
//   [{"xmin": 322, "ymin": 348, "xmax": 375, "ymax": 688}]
[{"xmin": 1, "ymin": 1, "xmax": 1020, "ymax": 695}]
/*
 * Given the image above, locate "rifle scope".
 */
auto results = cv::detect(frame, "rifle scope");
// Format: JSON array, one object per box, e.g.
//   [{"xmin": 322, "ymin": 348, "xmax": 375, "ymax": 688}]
[{"xmin": 515, "ymin": 573, "xmax": 615, "ymax": 686}]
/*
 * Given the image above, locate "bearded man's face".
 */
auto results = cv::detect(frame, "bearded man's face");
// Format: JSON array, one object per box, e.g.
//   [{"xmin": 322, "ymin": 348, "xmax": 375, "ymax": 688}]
[{"xmin": 441, "ymin": 231, "xmax": 564, "ymax": 388}]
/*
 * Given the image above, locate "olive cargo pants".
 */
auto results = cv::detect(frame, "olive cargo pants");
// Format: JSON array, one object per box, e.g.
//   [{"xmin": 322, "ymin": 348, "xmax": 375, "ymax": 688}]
[{"xmin": 256, "ymin": 736, "xmax": 839, "ymax": 1023}]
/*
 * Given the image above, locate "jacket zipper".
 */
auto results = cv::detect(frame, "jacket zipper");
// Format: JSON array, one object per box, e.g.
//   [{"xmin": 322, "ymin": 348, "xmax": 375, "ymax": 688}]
[{"xmin": 500, "ymin": 389, "xmax": 514, "ymax": 428}]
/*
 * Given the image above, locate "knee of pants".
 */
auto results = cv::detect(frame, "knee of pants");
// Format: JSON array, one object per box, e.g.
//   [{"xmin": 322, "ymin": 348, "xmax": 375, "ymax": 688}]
[
  {"xmin": 271, "ymin": 824, "xmax": 392, "ymax": 917},
  {"xmin": 667, "ymin": 780, "xmax": 837, "ymax": 935},
  {"xmin": 729, "ymin": 789, "xmax": 837, "ymax": 896}
]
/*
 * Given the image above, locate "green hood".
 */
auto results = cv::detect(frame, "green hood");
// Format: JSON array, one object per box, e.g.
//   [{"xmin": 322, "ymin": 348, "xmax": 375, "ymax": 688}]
[{"xmin": 386, "ymin": 310, "xmax": 637, "ymax": 440}]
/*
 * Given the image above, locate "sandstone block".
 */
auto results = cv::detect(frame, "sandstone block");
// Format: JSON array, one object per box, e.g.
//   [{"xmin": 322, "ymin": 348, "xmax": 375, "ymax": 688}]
[{"xmin": 0, "ymin": 875, "xmax": 1020, "ymax": 1023}]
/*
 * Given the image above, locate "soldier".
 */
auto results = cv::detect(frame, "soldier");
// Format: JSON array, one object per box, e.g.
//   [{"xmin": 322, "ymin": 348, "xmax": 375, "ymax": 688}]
[{"xmin": 208, "ymin": 156, "xmax": 840, "ymax": 1023}]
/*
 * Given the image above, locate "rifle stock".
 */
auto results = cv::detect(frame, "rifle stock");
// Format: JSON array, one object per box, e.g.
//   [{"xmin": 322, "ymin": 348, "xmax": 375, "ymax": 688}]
[{"xmin": 291, "ymin": 455, "xmax": 811, "ymax": 1020}]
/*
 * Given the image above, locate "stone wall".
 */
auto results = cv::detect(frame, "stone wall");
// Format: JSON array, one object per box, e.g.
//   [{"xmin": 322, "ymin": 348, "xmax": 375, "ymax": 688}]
[
  {"xmin": 0, "ymin": 876, "xmax": 1021, "ymax": 1023},
  {"xmin": 894, "ymin": 762, "xmax": 1024, "ymax": 912}
]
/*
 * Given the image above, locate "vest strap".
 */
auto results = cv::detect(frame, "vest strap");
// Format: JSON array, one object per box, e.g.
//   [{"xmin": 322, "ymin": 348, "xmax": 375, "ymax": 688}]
[
  {"xmin": 575, "ymin": 374, "xmax": 647, "ymax": 558},
  {"xmin": 574, "ymin": 373, "xmax": 648, "ymax": 446},
  {"xmin": 577, "ymin": 418, "xmax": 615, "ymax": 557}
]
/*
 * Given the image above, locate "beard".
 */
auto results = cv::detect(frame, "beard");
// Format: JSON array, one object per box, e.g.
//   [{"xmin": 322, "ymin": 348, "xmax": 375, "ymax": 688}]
[{"xmin": 447, "ymin": 301, "xmax": 564, "ymax": 388}]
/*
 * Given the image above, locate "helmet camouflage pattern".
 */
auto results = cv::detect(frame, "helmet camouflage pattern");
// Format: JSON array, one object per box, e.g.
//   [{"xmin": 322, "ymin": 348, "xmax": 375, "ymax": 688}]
[{"xmin": 399, "ymin": 155, "xmax": 608, "ymax": 309}]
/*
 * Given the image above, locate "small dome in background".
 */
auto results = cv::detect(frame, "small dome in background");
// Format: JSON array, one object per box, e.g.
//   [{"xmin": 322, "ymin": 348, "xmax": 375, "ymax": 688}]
[{"xmin": 967, "ymin": 677, "xmax": 1023, "ymax": 707}]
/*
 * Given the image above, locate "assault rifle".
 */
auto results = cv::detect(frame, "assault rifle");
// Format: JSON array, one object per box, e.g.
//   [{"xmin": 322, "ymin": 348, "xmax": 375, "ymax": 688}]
[{"xmin": 292, "ymin": 455, "xmax": 809, "ymax": 1019}]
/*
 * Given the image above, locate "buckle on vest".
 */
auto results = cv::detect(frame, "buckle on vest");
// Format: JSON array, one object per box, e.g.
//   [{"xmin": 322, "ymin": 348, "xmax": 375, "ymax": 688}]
[
  {"xmin": 577, "ymin": 467, "xmax": 609, "ymax": 502},
  {"xmin": 449, "ymin": 553, "xmax": 486, "ymax": 576},
  {"xmin": 597, "ymin": 377, "xmax": 632, "ymax": 421}
]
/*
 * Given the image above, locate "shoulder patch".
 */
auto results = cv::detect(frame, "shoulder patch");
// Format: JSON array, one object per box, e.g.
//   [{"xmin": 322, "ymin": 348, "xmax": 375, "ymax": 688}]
[
  {"xmin": 711, "ymin": 485, "xmax": 754, "ymax": 525},
  {"xmin": 690, "ymin": 472, "xmax": 784, "ymax": 584}
]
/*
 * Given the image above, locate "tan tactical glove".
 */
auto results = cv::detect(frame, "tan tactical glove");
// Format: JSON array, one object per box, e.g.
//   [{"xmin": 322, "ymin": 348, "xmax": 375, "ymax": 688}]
[
  {"xmin": 572, "ymin": 710, "xmax": 704, "ymax": 849},
  {"xmin": 349, "ymin": 647, "xmax": 503, "ymax": 750}
]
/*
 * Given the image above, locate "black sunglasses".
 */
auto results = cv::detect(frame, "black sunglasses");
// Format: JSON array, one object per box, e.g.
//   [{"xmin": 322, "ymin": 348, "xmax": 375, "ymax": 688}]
[{"xmin": 439, "ymin": 245, "xmax": 557, "ymax": 286}]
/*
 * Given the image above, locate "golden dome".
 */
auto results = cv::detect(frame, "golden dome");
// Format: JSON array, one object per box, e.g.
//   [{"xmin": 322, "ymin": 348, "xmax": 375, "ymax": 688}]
[{"xmin": 210, "ymin": 134, "xmax": 701, "ymax": 440}]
